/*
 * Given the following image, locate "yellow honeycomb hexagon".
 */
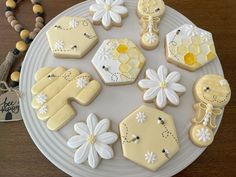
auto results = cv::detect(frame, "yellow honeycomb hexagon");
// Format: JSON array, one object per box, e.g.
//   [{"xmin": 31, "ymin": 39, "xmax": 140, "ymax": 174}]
[{"xmin": 119, "ymin": 105, "xmax": 180, "ymax": 171}]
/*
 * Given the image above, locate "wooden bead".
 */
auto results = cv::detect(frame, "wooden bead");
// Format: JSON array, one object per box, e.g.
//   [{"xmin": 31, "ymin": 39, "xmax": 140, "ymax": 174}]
[
  {"xmin": 7, "ymin": 16, "xmax": 15, "ymax": 23},
  {"xmin": 16, "ymin": 41, "xmax": 28, "ymax": 52},
  {"xmin": 29, "ymin": 32, "xmax": 37, "ymax": 39},
  {"xmin": 36, "ymin": 17, "xmax": 44, "ymax": 23},
  {"xmin": 31, "ymin": 0, "xmax": 42, "ymax": 4},
  {"xmin": 14, "ymin": 24, "xmax": 23, "ymax": 32},
  {"xmin": 5, "ymin": 11, "xmax": 13, "ymax": 18},
  {"xmin": 10, "ymin": 20, "xmax": 19, "ymax": 27},
  {"xmin": 33, "ymin": 28, "xmax": 41, "ymax": 33},
  {"xmin": 6, "ymin": 0, "xmax": 16, "ymax": 9},
  {"xmin": 33, "ymin": 4, "xmax": 44, "ymax": 14},
  {"xmin": 11, "ymin": 71, "xmax": 20, "ymax": 82},
  {"xmin": 35, "ymin": 22, "xmax": 44, "ymax": 29},
  {"xmin": 20, "ymin": 30, "xmax": 30, "ymax": 40}
]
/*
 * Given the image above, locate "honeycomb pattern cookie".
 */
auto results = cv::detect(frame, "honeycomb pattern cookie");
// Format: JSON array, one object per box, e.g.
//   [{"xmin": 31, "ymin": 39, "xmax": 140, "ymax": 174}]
[
  {"xmin": 31, "ymin": 67, "xmax": 102, "ymax": 131},
  {"xmin": 92, "ymin": 39, "xmax": 146, "ymax": 85},
  {"xmin": 166, "ymin": 24, "xmax": 217, "ymax": 71}
]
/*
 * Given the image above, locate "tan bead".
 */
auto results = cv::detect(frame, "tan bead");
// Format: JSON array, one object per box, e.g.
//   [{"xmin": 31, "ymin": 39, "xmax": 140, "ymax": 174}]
[
  {"xmin": 29, "ymin": 32, "xmax": 37, "ymax": 39},
  {"xmin": 16, "ymin": 41, "xmax": 28, "ymax": 52},
  {"xmin": 5, "ymin": 11, "xmax": 13, "ymax": 18},
  {"xmin": 6, "ymin": 0, "xmax": 16, "ymax": 9},
  {"xmin": 11, "ymin": 71, "xmax": 20, "ymax": 82},
  {"xmin": 20, "ymin": 30, "xmax": 30, "ymax": 40},
  {"xmin": 7, "ymin": 16, "xmax": 15, "ymax": 23},
  {"xmin": 34, "ymin": 27, "xmax": 41, "ymax": 33},
  {"xmin": 14, "ymin": 24, "xmax": 23, "ymax": 32},
  {"xmin": 36, "ymin": 16, "xmax": 44, "ymax": 23},
  {"xmin": 10, "ymin": 20, "xmax": 19, "ymax": 27},
  {"xmin": 33, "ymin": 4, "xmax": 44, "ymax": 14},
  {"xmin": 35, "ymin": 22, "xmax": 44, "ymax": 29}
]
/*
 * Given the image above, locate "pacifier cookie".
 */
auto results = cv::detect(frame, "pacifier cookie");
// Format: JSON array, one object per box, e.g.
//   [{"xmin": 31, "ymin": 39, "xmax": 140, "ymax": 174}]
[
  {"xmin": 166, "ymin": 24, "xmax": 218, "ymax": 71},
  {"xmin": 46, "ymin": 16, "xmax": 98, "ymax": 59},
  {"xmin": 119, "ymin": 105, "xmax": 179, "ymax": 171},
  {"xmin": 138, "ymin": 65, "xmax": 186, "ymax": 109},
  {"xmin": 189, "ymin": 74, "xmax": 231, "ymax": 147},
  {"xmin": 92, "ymin": 38, "xmax": 146, "ymax": 85},
  {"xmin": 137, "ymin": 0, "xmax": 165, "ymax": 50},
  {"xmin": 89, "ymin": 0, "xmax": 128, "ymax": 30},
  {"xmin": 31, "ymin": 67, "xmax": 102, "ymax": 131},
  {"xmin": 67, "ymin": 113, "xmax": 118, "ymax": 168}
]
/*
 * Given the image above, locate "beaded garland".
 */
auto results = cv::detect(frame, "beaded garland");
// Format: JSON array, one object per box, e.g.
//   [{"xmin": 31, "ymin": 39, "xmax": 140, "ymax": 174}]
[{"xmin": 0, "ymin": 0, "xmax": 45, "ymax": 89}]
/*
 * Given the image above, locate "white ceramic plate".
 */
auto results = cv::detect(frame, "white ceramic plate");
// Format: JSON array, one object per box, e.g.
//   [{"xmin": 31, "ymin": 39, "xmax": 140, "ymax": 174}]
[{"xmin": 20, "ymin": 0, "xmax": 224, "ymax": 176}]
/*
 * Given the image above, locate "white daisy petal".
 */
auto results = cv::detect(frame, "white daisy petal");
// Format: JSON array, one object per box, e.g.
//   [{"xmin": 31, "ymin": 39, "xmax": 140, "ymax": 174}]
[
  {"xmin": 94, "ymin": 119, "xmax": 110, "ymax": 136},
  {"xmin": 96, "ymin": 0, "xmax": 105, "ymax": 5},
  {"xmin": 90, "ymin": 4, "xmax": 103, "ymax": 11},
  {"xmin": 97, "ymin": 132, "xmax": 118, "ymax": 144},
  {"xmin": 102, "ymin": 12, "xmax": 111, "ymax": 27},
  {"xmin": 67, "ymin": 135, "xmax": 86, "ymax": 149},
  {"xmin": 156, "ymin": 89, "xmax": 167, "ymax": 109},
  {"xmin": 93, "ymin": 10, "xmax": 105, "ymax": 21},
  {"xmin": 74, "ymin": 143, "xmax": 90, "ymax": 164},
  {"xmin": 144, "ymin": 87, "xmax": 160, "ymax": 101},
  {"xmin": 94, "ymin": 142, "xmax": 114, "ymax": 159},
  {"xmin": 112, "ymin": 0, "xmax": 124, "ymax": 6},
  {"xmin": 146, "ymin": 69, "xmax": 159, "ymax": 81},
  {"xmin": 138, "ymin": 79, "xmax": 158, "ymax": 89},
  {"xmin": 165, "ymin": 89, "xmax": 180, "ymax": 105},
  {"xmin": 109, "ymin": 11, "xmax": 121, "ymax": 24},
  {"xmin": 88, "ymin": 146, "xmax": 100, "ymax": 168},
  {"xmin": 169, "ymin": 83, "xmax": 186, "ymax": 93},
  {"xmin": 74, "ymin": 123, "xmax": 89, "ymax": 136},
  {"xmin": 87, "ymin": 113, "xmax": 98, "ymax": 134},
  {"xmin": 111, "ymin": 5, "xmax": 128, "ymax": 15},
  {"xmin": 165, "ymin": 71, "xmax": 181, "ymax": 83},
  {"xmin": 106, "ymin": 0, "xmax": 112, "ymax": 5},
  {"xmin": 158, "ymin": 65, "xmax": 168, "ymax": 81}
]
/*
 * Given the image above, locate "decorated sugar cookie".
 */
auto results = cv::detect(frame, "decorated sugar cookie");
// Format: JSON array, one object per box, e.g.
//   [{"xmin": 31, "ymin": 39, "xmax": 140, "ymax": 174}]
[
  {"xmin": 137, "ymin": 0, "xmax": 165, "ymax": 50},
  {"xmin": 138, "ymin": 65, "xmax": 186, "ymax": 109},
  {"xmin": 119, "ymin": 105, "xmax": 179, "ymax": 171},
  {"xmin": 46, "ymin": 16, "xmax": 98, "ymax": 59},
  {"xmin": 67, "ymin": 113, "xmax": 118, "ymax": 168},
  {"xmin": 89, "ymin": 0, "xmax": 128, "ymax": 30},
  {"xmin": 189, "ymin": 74, "xmax": 231, "ymax": 147},
  {"xmin": 166, "ymin": 24, "xmax": 218, "ymax": 71},
  {"xmin": 92, "ymin": 38, "xmax": 146, "ymax": 85},
  {"xmin": 31, "ymin": 67, "xmax": 102, "ymax": 131}
]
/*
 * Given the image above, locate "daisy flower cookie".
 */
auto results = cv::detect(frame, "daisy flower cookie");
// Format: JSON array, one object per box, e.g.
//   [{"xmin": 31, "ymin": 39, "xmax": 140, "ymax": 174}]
[
  {"xmin": 138, "ymin": 65, "xmax": 186, "ymax": 109},
  {"xmin": 89, "ymin": 0, "xmax": 128, "ymax": 30},
  {"xmin": 67, "ymin": 113, "xmax": 118, "ymax": 168}
]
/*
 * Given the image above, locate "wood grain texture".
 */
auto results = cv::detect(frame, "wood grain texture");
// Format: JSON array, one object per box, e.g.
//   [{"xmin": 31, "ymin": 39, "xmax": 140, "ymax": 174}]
[{"xmin": 0, "ymin": 0, "xmax": 235, "ymax": 176}]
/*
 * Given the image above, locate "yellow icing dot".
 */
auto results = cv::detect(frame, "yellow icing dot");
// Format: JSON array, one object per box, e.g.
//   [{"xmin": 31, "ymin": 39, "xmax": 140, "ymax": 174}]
[
  {"xmin": 87, "ymin": 135, "xmax": 96, "ymax": 144},
  {"xmin": 119, "ymin": 54, "xmax": 130, "ymax": 63},
  {"xmin": 207, "ymin": 52, "xmax": 216, "ymax": 61},
  {"xmin": 192, "ymin": 35, "xmax": 202, "ymax": 45},
  {"xmin": 119, "ymin": 64, "xmax": 132, "ymax": 73},
  {"xmin": 117, "ymin": 44, "xmax": 129, "ymax": 54},
  {"xmin": 159, "ymin": 81, "xmax": 167, "ymax": 88},
  {"xmin": 184, "ymin": 53, "xmax": 197, "ymax": 65}
]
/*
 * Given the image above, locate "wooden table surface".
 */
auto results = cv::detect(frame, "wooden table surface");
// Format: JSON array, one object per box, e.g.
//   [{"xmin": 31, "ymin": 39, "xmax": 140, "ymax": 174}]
[{"xmin": 0, "ymin": 0, "xmax": 235, "ymax": 176}]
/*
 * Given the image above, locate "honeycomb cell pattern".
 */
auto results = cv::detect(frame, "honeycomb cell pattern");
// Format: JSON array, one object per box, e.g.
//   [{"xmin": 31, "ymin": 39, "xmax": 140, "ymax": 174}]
[
  {"xmin": 166, "ymin": 24, "xmax": 218, "ymax": 71},
  {"xmin": 92, "ymin": 39, "xmax": 146, "ymax": 85}
]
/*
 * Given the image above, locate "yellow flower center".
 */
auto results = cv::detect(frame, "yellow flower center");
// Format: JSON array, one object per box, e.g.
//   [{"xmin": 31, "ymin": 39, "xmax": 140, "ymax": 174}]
[
  {"xmin": 104, "ymin": 4, "xmax": 111, "ymax": 11},
  {"xmin": 117, "ymin": 44, "xmax": 128, "ymax": 54},
  {"xmin": 87, "ymin": 135, "xmax": 96, "ymax": 144},
  {"xmin": 160, "ymin": 81, "xmax": 167, "ymax": 88}
]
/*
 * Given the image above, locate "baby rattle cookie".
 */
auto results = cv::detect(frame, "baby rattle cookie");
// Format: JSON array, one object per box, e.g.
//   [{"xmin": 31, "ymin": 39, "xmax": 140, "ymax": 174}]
[
  {"xmin": 31, "ymin": 67, "xmax": 102, "ymax": 131},
  {"xmin": 119, "ymin": 105, "xmax": 179, "ymax": 171},
  {"xmin": 138, "ymin": 65, "xmax": 186, "ymax": 109},
  {"xmin": 47, "ymin": 16, "xmax": 98, "ymax": 59},
  {"xmin": 89, "ymin": 0, "xmax": 128, "ymax": 30},
  {"xmin": 166, "ymin": 24, "xmax": 218, "ymax": 71},
  {"xmin": 189, "ymin": 74, "xmax": 231, "ymax": 147},
  {"xmin": 67, "ymin": 113, "xmax": 118, "ymax": 169},
  {"xmin": 137, "ymin": 0, "xmax": 165, "ymax": 50},
  {"xmin": 92, "ymin": 38, "xmax": 145, "ymax": 85}
]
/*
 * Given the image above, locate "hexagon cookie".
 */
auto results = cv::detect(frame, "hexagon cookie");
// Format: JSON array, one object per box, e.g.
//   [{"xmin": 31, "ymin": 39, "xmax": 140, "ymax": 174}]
[
  {"xmin": 46, "ymin": 16, "xmax": 98, "ymax": 59},
  {"xmin": 119, "ymin": 105, "xmax": 179, "ymax": 171},
  {"xmin": 166, "ymin": 24, "xmax": 217, "ymax": 71},
  {"xmin": 92, "ymin": 39, "xmax": 146, "ymax": 85}
]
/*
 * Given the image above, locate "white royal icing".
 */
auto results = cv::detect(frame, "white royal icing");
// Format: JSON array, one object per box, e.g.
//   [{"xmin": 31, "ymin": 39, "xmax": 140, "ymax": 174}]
[
  {"xmin": 136, "ymin": 112, "xmax": 146, "ymax": 123},
  {"xmin": 138, "ymin": 65, "xmax": 186, "ymax": 109},
  {"xmin": 219, "ymin": 79, "xmax": 228, "ymax": 86},
  {"xmin": 35, "ymin": 93, "xmax": 48, "ymax": 105},
  {"xmin": 69, "ymin": 19, "xmax": 78, "ymax": 29},
  {"xmin": 54, "ymin": 40, "xmax": 64, "ymax": 50},
  {"xmin": 38, "ymin": 105, "xmax": 48, "ymax": 115},
  {"xmin": 67, "ymin": 113, "xmax": 118, "ymax": 169},
  {"xmin": 145, "ymin": 152, "xmax": 157, "ymax": 164},
  {"xmin": 195, "ymin": 127, "xmax": 211, "ymax": 143},
  {"xmin": 144, "ymin": 32, "xmax": 158, "ymax": 44},
  {"xmin": 90, "ymin": 0, "xmax": 128, "ymax": 28},
  {"xmin": 76, "ymin": 77, "xmax": 89, "ymax": 89}
]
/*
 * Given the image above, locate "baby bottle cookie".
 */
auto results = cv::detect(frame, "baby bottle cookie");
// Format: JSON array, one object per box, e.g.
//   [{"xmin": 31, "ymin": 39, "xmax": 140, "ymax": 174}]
[
  {"xmin": 189, "ymin": 74, "xmax": 231, "ymax": 147},
  {"xmin": 137, "ymin": 0, "xmax": 165, "ymax": 50}
]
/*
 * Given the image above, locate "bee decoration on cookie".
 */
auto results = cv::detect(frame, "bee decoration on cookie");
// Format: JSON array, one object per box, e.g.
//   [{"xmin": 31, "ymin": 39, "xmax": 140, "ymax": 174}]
[
  {"xmin": 189, "ymin": 74, "xmax": 231, "ymax": 147},
  {"xmin": 137, "ymin": 0, "xmax": 166, "ymax": 50}
]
